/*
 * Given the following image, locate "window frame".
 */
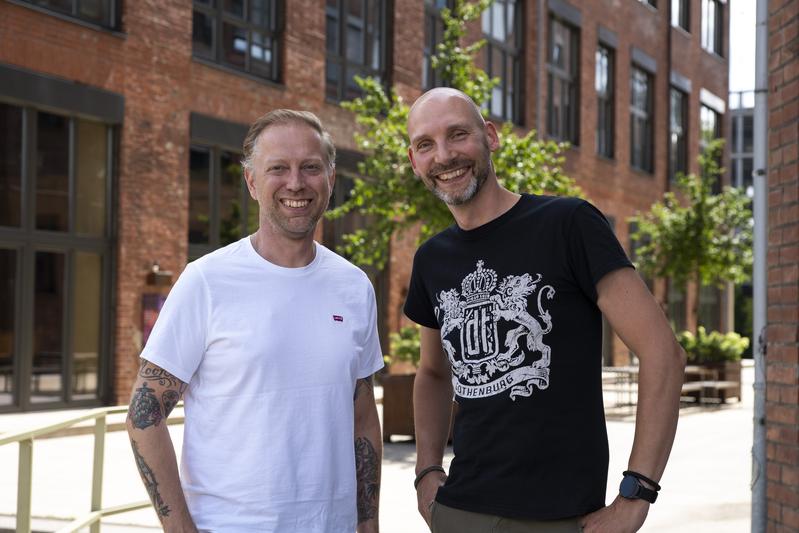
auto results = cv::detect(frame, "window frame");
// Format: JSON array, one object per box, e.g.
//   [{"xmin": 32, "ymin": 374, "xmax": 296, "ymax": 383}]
[
  {"xmin": 546, "ymin": 16, "xmax": 580, "ymax": 145},
  {"xmin": 669, "ymin": 87, "xmax": 688, "ymax": 181},
  {"xmin": 14, "ymin": 0, "xmax": 122, "ymax": 31},
  {"xmin": 701, "ymin": 0, "xmax": 724, "ymax": 56},
  {"xmin": 595, "ymin": 44, "xmax": 614, "ymax": 159},
  {"xmin": 325, "ymin": 0, "xmax": 392, "ymax": 102},
  {"xmin": 0, "ymin": 101, "xmax": 116, "ymax": 412},
  {"xmin": 482, "ymin": 0, "xmax": 524, "ymax": 124},
  {"xmin": 187, "ymin": 144, "xmax": 258, "ymax": 261},
  {"xmin": 671, "ymin": 0, "xmax": 689, "ymax": 31},
  {"xmin": 192, "ymin": 0, "xmax": 284, "ymax": 82},
  {"xmin": 629, "ymin": 65, "xmax": 654, "ymax": 173}
]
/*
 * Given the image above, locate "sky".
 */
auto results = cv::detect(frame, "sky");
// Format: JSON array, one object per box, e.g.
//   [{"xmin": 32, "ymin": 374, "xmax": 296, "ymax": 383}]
[{"xmin": 729, "ymin": 0, "xmax": 756, "ymax": 93}]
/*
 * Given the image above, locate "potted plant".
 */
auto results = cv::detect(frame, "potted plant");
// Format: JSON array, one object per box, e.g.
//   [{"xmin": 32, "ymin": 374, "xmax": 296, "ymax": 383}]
[{"xmin": 677, "ymin": 327, "xmax": 749, "ymax": 401}]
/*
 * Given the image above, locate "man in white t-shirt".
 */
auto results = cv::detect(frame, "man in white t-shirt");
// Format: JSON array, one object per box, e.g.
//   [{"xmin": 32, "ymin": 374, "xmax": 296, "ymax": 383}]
[{"xmin": 126, "ymin": 110, "xmax": 384, "ymax": 533}]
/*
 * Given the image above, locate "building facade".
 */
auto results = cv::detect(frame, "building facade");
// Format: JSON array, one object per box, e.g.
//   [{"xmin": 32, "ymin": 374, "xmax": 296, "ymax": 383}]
[
  {"xmin": 765, "ymin": 0, "xmax": 799, "ymax": 529},
  {"xmin": 0, "ymin": 0, "xmax": 729, "ymax": 411}
]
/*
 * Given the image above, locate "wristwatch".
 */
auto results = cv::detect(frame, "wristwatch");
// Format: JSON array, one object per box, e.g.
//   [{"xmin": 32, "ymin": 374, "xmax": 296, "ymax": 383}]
[{"xmin": 619, "ymin": 472, "xmax": 659, "ymax": 503}]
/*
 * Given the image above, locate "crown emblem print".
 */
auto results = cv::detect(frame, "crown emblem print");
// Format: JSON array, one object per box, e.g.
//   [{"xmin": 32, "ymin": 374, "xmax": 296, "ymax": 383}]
[{"xmin": 461, "ymin": 260, "xmax": 497, "ymax": 304}]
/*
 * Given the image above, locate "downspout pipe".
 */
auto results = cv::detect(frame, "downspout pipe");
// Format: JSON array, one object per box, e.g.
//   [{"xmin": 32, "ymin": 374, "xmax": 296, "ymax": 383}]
[{"xmin": 750, "ymin": 0, "xmax": 768, "ymax": 531}]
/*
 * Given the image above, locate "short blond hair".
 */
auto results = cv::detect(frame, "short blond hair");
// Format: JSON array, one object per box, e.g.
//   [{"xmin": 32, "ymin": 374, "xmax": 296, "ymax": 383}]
[{"xmin": 242, "ymin": 109, "xmax": 336, "ymax": 172}]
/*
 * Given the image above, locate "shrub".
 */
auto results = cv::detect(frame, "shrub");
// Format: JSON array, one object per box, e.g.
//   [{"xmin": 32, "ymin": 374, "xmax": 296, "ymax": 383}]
[
  {"xmin": 384, "ymin": 324, "xmax": 421, "ymax": 368},
  {"xmin": 676, "ymin": 326, "xmax": 749, "ymax": 363}
]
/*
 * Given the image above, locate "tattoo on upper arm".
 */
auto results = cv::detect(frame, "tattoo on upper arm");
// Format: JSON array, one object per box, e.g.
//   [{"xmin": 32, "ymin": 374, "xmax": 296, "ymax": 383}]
[
  {"xmin": 131, "ymin": 440, "xmax": 171, "ymax": 518},
  {"xmin": 129, "ymin": 383, "xmax": 163, "ymax": 429},
  {"xmin": 355, "ymin": 436, "xmax": 379, "ymax": 523},
  {"xmin": 138, "ymin": 360, "xmax": 185, "ymax": 390},
  {"xmin": 129, "ymin": 360, "xmax": 187, "ymax": 429},
  {"xmin": 354, "ymin": 376, "xmax": 374, "ymax": 401}
]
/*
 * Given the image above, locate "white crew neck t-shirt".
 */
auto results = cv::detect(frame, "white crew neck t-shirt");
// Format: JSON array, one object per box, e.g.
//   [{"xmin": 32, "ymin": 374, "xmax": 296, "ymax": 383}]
[{"xmin": 140, "ymin": 237, "xmax": 384, "ymax": 532}]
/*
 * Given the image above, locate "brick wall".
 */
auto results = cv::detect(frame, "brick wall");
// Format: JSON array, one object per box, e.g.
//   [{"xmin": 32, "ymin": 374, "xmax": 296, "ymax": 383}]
[{"xmin": 766, "ymin": 0, "xmax": 799, "ymax": 530}]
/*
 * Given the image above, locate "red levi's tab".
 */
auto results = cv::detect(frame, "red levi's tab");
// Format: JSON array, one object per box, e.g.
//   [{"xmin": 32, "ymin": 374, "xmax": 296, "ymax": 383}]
[{"xmin": 333, "ymin": 315, "xmax": 344, "ymax": 322}]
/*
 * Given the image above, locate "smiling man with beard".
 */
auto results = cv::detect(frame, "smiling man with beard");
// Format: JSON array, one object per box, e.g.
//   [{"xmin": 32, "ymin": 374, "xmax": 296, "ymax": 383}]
[
  {"xmin": 126, "ymin": 110, "xmax": 383, "ymax": 533},
  {"xmin": 404, "ymin": 88, "xmax": 686, "ymax": 533}
]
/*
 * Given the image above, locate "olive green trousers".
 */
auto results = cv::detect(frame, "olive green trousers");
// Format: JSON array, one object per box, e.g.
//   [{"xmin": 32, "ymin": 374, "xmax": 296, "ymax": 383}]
[{"xmin": 430, "ymin": 501, "xmax": 582, "ymax": 533}]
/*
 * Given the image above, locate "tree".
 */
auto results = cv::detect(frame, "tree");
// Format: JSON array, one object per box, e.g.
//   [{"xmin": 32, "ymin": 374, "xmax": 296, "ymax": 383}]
[
  {"xmin": 629, "ymin": 139, "xmax": 753, "ymax": 331},
  {"xmin": 326, "ymin": 0, "xmax": 581, "ymax": 270}
]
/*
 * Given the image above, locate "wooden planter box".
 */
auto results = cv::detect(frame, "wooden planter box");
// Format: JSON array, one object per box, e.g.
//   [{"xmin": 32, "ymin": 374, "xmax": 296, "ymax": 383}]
[
  {"xmin": 381, "ymin": 372, "xmax": 455, "ymax": 442},
  {"xmin": 683, "ymin": 360, "xmax": 742, "ymax": 403}
]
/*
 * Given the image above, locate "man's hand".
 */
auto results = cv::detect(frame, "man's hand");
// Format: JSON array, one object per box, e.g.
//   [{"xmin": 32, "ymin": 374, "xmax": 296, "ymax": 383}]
[
  {"xmin": 580, "ymin": 495, "xmax": 649, "ymax": 533},
  {"xmin": 416, "ymin": 470, "xmax": 446, "ymax": 528}
]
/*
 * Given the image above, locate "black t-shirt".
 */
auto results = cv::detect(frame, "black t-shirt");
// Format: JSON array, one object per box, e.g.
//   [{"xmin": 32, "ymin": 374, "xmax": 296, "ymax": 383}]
[{"xmin": 404, "ymin": 194, "xmax": 633, "ymax": 520}]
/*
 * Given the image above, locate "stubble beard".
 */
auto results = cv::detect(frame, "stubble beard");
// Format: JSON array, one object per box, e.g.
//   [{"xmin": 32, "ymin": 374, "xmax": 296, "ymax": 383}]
[
  {"xmin": 262, "ymin": 197, "xmax": 328, "ymax": 240},
  {"xmin": 424, "ymin": 142, "xmax": 492, "ymax": 206}
]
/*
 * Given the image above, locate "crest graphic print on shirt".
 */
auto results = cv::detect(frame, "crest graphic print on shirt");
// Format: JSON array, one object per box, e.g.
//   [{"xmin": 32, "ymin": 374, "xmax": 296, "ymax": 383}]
[{"xmin": 435, "ymin": 260, "xmax": 556, "ymax": 400}]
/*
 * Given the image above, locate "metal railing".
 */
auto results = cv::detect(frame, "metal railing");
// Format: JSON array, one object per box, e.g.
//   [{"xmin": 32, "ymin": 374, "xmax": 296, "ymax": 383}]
[{"xmin": 0, "ymin": 405, "xmax": 153, "ymax": 533}]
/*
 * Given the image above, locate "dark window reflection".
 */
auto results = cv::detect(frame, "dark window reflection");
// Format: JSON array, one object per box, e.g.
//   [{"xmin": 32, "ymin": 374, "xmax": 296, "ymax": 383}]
[
  {"xmin": 0, "ymin": 249, "xmax": 16, "ymax": 406},
  {"xmin": 0, "ymin": 104, "xmax": 22, "ymax": 227},
  {"xmin": 36, "ymin": 112, "xmax": 70, "ymax": 232},
  {"xmin": 219, "ymin": 151, "xmax": 243, "ymax": 246},
  {"xmin": 189, "ymin": 148, "xmax": 211, "ymax": 244},
  {"xmin": 32, "ymin": 251, "xmax": 65, "ymax": 404},
  {"xmin": 193, "ymin": 10, "xmax": 215, "ymax": 60},
  {"xmin": 72, "ymin": 252, "xmax": 101, "ymax": 400}
]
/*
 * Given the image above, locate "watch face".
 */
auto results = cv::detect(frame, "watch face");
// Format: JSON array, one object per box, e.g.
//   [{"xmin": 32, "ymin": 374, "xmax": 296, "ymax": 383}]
[{"xmin": 619, "ymin": 475, "xmax": 639, "ymax": 498}]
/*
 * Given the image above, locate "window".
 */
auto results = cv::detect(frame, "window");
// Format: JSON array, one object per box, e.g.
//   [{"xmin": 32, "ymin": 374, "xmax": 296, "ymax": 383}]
[
  {"xmin": 547, "ymin": 17, "xmax": 579, "ymax": 144},
  {"xmin": 669, "ymin": 88, "xmax": 688, "ymax": 180},
  {"xmin": 697, "ymin": 285, "xmax": 721, "ymax": 331},
  {"xmin": 672, "ymin": 0, "xmax": 689, "ymax": 31},
  {"xmin": 667, "ymin": 281, "xmax": 686, "ymax": 332},
  {"xmin": 326, "ymin": 0, "xmax": 389, "ymax": 102},
  {"xmin": 701, "ymin": 0, "xmax": 723, "ymax": 55},
  {"xmin": 731, "ymin": 108, "xmax": 754, "ymax": 194},
  {"xmin": 192, "ymin": 0, "xmax": 282, "ymax": 81},
  {"xmin": 630, "ymin": 67, "xmax": 654, "ymax": 173},
  {"xmin": 595, "ymin": 45, "xmax": 614, "ymax": 158},
  {"xmin": 638, "ymin": 0, "xmax": 656, "ymax": 6},
  {"xmin": 188, "ymin": 147, "xmax": 259, "ymax": 260},
  {"xmin": 482, "ymin": 0, "xmax": 523, "ymax": 123},
  {"xmin": 0, "ymin": 102, "xmax": 114, "ymax": 410},
  {"xmin": 423, "ymin": 0, "xmax": 454, "ymax": 89},
  {"xmin": 700, "ymin": 104, "xmax": 722, "ymax": 192},
  {"xmin": 18, "ymin": 0, "xmax": 121, "ymax": 29}
]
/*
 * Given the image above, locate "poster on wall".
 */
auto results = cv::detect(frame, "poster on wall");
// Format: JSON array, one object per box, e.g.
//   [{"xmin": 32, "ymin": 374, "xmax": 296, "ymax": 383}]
[{"xmin": 142, "ymin": 293, "xmax": 167, "ymax": 347}]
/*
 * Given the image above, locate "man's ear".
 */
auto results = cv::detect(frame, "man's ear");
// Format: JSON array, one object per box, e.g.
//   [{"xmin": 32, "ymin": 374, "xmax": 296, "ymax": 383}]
[
  {"xmin": 244, "ymin": 168, "xmax": 257, "ymax": 200},
  {"xmin": 408, "ymin": 147, "xmax": 420, "ymax": 177},
  {"xmin": 485, "ymin": 121, "xmax": 500, "ymax": 152}
]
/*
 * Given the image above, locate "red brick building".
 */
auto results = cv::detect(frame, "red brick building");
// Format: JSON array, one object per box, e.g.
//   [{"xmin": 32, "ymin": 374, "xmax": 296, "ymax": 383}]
[
  {"xmin": 0, "ymin": 0, "xmax": 729, "ymax": 411},
  {"xmin": 766, "ymin": 0, "xmax": 799, "ymax": 529}
]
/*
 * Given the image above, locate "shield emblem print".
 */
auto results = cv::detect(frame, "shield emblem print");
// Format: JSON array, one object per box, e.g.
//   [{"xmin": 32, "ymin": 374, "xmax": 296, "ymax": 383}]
[{"xmin": 460, "ymin": 300, "xmax": 499, "ymax": 363}]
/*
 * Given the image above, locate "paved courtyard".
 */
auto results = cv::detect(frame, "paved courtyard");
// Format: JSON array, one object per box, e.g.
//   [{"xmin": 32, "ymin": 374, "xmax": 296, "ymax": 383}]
[{"xmin": 0, "ymin": 362, "xmax": 754, "ymax": 532}]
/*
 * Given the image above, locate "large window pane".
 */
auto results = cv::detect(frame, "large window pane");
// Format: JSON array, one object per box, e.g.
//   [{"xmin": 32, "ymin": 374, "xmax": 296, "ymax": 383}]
[
  {"xmin": 72, "ymin": 252, "xmax": 101, "ymax": 400},
  {"xmin": 32, "ymin": 251, "xmax": 65, "ymax": 404},
  {"xmin": 189, "ymin": 148, "xmax": 211, "ymax": 244},
  {"xmin": 193, "ymin": 0, "xmax": 282, "ymax": 81},
  {"xmin": 0, "ymin": 250, "xmax": 16, "ymax": 406},
  {"xmin": 326, "ymin": 0, "xmax": 386, "ymax": 101},
  {"xmin": 219, "ymin": 151, "xmax": 243, "ymax": 246},
  {"xmin": 75, "ymin": 120, "xmax": 107, "ymax": 236},
  {"xmin": 0, "ymin": 104, "xmax": 22, "ymax": 227},
  {"xmin": 36, "ymin": 113, "xmax": 70, "ymax": 232}
]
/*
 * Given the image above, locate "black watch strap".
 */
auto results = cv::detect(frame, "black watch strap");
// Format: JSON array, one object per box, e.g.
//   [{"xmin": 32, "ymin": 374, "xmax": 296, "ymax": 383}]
[{"xmin": 619, "ymin": 471, "xmax": 660, "ymax": 503}]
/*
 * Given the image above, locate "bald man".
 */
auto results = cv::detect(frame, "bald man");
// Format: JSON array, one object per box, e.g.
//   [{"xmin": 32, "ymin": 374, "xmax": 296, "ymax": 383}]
[{"xmin": 402, "ymin": 88, "xmax": 686, "ymax": 533}]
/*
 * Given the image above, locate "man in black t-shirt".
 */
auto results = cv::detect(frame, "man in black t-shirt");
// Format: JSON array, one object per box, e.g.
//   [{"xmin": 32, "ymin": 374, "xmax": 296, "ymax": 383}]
[{"xmin": 404, "ymin": 88, "xmax": 686, "ymax": 533}]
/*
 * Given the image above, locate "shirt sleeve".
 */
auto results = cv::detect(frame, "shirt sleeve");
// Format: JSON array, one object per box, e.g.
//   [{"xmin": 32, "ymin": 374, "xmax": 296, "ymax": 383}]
[
  {"xmin": 139, "ymin": 262, "xmax": 210, "ymax": 384},
  {"xmin": 403, "ymin": 249, "xmax": 440, "ymax": 329},
  {"xmin": 357, "ymin": 281, "xmax": 385, "ymax": 378},
  {"xmin": 566, "ymin": 201, "xmax": 634, "ymax": 303}
]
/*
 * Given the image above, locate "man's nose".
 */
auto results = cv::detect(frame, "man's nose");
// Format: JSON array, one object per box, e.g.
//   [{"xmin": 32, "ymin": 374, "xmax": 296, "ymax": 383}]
[
  {"xmin": 433, "ymin": 142, "xmax": 455, "ymax": 165},
  {"xmin": 285, "ymin": 167, "xmax": 304, "ymax": 191}
]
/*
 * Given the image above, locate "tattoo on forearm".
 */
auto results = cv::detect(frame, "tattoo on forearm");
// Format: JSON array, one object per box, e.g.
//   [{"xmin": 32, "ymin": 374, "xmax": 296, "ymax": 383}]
[
  {"xmin": 131, "ymin": 440, "xmax": 171, "ymax": 518},
  {"xmin": 354, "ymin": 376, "xmax": 374, "ymax": 401},
  {"xmin": 162, "ymin": 390, "xmax": 180, "ymax": 417},
  {"xmin": 138, "ymin": 360, "xmax": 185, "ymax": 391},
  {"xmin": 355, "ymin": 437, "xmax": 379, "ymax": 523},
  {"xmin": 128, "ymin": 383, "xmax": 163, "ymax": 429}
]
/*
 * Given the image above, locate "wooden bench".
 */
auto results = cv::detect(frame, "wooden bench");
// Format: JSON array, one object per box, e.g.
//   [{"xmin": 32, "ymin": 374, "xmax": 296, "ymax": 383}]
[{"xmin": 681, "ymin": 380, "xmax": 741, "ymax": 404}]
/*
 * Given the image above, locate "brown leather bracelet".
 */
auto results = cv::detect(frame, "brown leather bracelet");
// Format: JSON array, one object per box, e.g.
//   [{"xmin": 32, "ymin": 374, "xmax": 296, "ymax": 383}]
[{"xmin": 414, "ymin": 465, "xmax": 446, "ymax": 489}]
